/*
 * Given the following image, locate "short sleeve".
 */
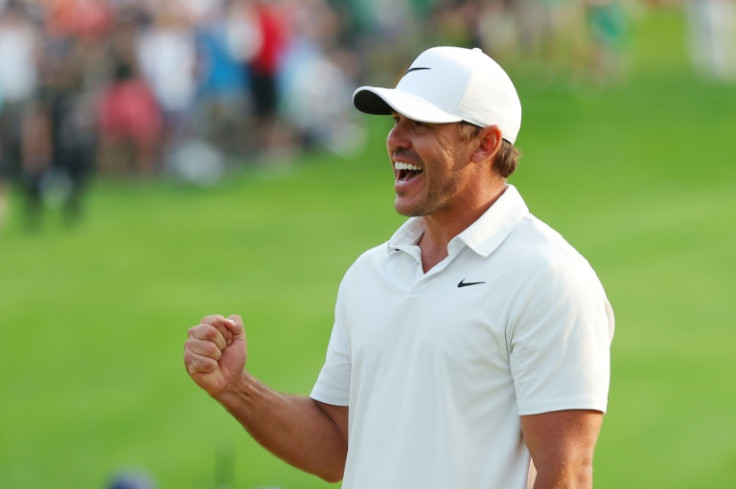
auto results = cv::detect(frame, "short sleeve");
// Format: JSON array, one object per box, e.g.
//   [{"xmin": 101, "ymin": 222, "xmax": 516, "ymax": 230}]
[
  {"xmin": 310, "ymin": 279, "xmax": 351, "ymax": 406},
  {"xmin": 509, "ymin": 258, "xmax": 614, "ymax": 415}
]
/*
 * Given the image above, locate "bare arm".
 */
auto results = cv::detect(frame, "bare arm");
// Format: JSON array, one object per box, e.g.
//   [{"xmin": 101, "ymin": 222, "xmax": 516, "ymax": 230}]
[
  {"xmin": 215, "ymin": 373, "xmax": 348, "ymax": 481},
  {"xmin": 184, "ymin": 314, "xmax": 348, "ymax": 482},
  {"xmin": 521, "ymin": 410, "xmax": 603, "ymax": 489}
]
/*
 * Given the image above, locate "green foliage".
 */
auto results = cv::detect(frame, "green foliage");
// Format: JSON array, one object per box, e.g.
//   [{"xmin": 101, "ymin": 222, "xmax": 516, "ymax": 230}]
[{"xmin": 1, "ymin": 7, "xmax": 735, "ymax": 489}]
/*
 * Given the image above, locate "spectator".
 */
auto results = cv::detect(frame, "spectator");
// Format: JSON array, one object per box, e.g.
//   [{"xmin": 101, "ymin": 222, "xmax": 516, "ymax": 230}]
[
  {"xmin": 246, "ymin": 0, "xmax": 291, "ymax": 161},
  {"xmin": 686, "ymin": 0, "xmax": 736, "ymax": 82},
  {"xmin": 0, "ymin": 2, "xmax": 42, "ymax": 227},
  {"xmin": 584, "ymin": 0, "xmax": 631, "ymax": 86},
  {"xmin": 96, "ymin": 55, "xmax": 163, "ymax": 177},
  {"xmin": 0, "ymin": 1, "xmax": 38, "ymax": 180},
  {"xmin": 278, "ymin": 0, "xmax": 364, "ymax": 155},
  {"xmin": 37, "ymin": 35, "xmax": 97, "ymax": 224},
  {"xmin": 193, "ymin": 2, "xmax": 252, "ymax": 155},
  {"xmin": 137, "ymin": 1, "xmax": 198, "ymax": 162}
]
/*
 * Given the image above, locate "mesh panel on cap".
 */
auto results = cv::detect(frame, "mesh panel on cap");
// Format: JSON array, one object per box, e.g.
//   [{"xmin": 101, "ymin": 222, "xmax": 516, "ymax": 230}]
[{"xmin": 456, "ymin": 58, "xmax": 521, "ymax": 143}]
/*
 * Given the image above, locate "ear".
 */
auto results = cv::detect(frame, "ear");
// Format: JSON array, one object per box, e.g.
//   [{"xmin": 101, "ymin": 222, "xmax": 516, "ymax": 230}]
[{"xmin": 471, "ymin": 125, "xmax": 503, "ymax": 164}]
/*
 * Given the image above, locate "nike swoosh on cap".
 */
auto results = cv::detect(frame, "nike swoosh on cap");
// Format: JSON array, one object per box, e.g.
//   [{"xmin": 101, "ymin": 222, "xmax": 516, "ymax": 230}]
[{"xmin": 404, "ymin": 66, "xmax": 431, "ymax": 74}]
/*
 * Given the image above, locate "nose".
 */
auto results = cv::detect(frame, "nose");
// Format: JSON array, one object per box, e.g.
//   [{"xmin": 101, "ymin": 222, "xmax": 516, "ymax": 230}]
[{"xmin": 387, "ymin": 116, "xmax": 411, "ymax": 153}]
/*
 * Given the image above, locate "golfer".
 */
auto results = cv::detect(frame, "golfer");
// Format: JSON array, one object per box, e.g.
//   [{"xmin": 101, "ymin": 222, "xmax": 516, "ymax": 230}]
[{"xmin": 184, "ymin": 46, "xmax": 614, "ymax": 489}]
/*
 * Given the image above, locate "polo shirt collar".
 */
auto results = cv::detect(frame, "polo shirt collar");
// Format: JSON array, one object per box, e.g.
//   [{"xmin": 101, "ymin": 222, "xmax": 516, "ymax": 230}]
[{"xmin": 386, "ymin": 184, "xmax": 529, "ymax": 257}]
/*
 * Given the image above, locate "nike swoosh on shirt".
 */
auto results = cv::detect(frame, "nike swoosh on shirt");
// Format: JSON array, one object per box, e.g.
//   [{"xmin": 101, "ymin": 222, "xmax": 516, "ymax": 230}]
[{"xmin": 457, "ymin": 279, "xmax": 486, "ymax": 288}]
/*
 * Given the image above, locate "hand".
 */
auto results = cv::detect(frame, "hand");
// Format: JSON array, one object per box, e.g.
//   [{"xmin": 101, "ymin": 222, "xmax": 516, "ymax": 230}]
[{"xmin": 184, "ymin": 314, "xmax": 246, "ymax": 397}]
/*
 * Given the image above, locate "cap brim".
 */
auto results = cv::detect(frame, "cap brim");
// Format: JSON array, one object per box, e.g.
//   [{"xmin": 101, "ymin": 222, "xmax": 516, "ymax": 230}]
[{"xmin": 353, "ymin": 86, "xmax": 462, "ymax": 124}]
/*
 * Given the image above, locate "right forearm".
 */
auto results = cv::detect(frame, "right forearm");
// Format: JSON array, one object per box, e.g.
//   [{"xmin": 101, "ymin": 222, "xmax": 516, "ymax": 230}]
[{"xmin": 214, "ymin": 371, "xmax": 348, "ymax": 482}]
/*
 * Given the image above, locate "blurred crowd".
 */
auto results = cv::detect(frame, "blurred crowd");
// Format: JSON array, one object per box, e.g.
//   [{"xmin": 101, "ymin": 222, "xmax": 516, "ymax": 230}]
[
  {"xmin": 0, "ymin": 0, "xmax": 366, "ymax": 229},
  {"xmin": 0, "ymin": 0, "xmax": 733, "ymax": 229}
]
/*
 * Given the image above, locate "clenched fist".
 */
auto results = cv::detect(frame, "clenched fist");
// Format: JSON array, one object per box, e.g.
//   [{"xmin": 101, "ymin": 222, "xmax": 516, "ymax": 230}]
[{"xmin": 184, "ymin": 314, "xmax": 246, "ymax": 397}]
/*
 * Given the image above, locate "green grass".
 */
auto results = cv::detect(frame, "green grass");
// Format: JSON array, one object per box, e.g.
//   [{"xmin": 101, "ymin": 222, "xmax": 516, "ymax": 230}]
[{"xmin": 2, "ymin": 6, "xmax": 736, "ymax": 488}]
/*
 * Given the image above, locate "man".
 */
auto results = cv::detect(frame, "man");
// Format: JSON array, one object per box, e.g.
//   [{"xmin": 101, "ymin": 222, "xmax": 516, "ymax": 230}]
[{"xmin": 184, "ymin": 46, "xmax": 614, "ymax": 489}]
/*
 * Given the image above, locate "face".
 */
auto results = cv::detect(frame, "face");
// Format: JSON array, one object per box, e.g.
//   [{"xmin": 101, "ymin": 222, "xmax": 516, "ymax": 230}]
[{"xmin": 387, "ymin": 114, "xmax": 480, "ymax": 218}]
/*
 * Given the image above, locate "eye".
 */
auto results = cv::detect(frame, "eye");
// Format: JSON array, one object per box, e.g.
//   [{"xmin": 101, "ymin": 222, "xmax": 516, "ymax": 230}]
[{"xmin": 391, "ymin": 115, "xmax": 429, "ymax": 131}]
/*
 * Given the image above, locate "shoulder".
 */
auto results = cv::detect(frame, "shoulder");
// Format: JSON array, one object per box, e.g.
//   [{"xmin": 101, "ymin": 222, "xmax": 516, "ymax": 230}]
[
  {"xmin": 497, "ymin": 214, "xmax": 611, "ymax": 316},
  {"xmin": 500, "ymin": 213, "xmax": 592, "ymax": 277},
  {"xmin": 339, "ymin": 241, "xmax": 391, "ymax": 284}
]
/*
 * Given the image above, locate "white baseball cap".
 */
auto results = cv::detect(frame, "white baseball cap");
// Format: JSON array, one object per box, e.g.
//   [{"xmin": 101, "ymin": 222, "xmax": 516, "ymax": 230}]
[{"xmin": 353, "ymin": 46, "xmax": 522, "ymax": 144}]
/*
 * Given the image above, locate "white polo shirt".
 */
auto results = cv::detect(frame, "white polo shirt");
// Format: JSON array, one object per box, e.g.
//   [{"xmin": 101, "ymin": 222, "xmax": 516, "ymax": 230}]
[{"xmin": 310, "ymin": 185, "xmax": 614, "ymax": 489}]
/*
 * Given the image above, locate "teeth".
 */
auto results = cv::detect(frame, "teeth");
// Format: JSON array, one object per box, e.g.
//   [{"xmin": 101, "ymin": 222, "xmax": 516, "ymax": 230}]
[{"xmin": 394, "ymin": 162, "xmax": 422, "ymax": 172}]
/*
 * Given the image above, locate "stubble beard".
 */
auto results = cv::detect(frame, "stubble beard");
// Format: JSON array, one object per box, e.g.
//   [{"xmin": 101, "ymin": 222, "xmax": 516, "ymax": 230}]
[{"xmin": 395, "ymin": 170, "xmax": 462, "ymax": 217}]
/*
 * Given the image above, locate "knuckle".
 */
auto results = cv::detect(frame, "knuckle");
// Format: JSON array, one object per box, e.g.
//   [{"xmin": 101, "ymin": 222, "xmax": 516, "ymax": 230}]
[
  {"xmin": 202, "ymin": 341, "xmax": 222, "ymax": 358},
  {"xmin": 183, "ymin": 351, "xmax": 197, "ymax": 368},
  {"xmin": 190, "ymin": 324, "xmax": 218, "ymax": 341},
  {"xmin": 204, "ymin": 329, "xmax": 222, "ymax": 345},
  {"xmin": 217, "ymin": 326, "xmax": 233, "ymax": 343},
  {"xmin": 184, "ymin": 352, "xmax": 216, "ymax": 374},
  {"xmin": 187, "ymin": 337, "xmax": 222, "ymax": 359},
  {"xmin": 202, "ymin": 314, "xmax": 225, "ymax": 325},
  {"xmin": 200, "ymin": 325, "xmax": 217, "ymax": 339}
]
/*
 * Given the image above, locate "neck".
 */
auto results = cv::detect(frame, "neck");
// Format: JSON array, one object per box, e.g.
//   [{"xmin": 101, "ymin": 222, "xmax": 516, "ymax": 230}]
[{"xmin": 418, "ymin": 183, "xmax": 508, "ymax": 272}]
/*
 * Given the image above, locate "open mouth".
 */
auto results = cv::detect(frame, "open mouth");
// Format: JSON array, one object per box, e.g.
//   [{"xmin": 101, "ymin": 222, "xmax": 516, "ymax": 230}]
[{"xmin": 395, "ymin": 161, "xmax": 423, "ymax": 182}]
